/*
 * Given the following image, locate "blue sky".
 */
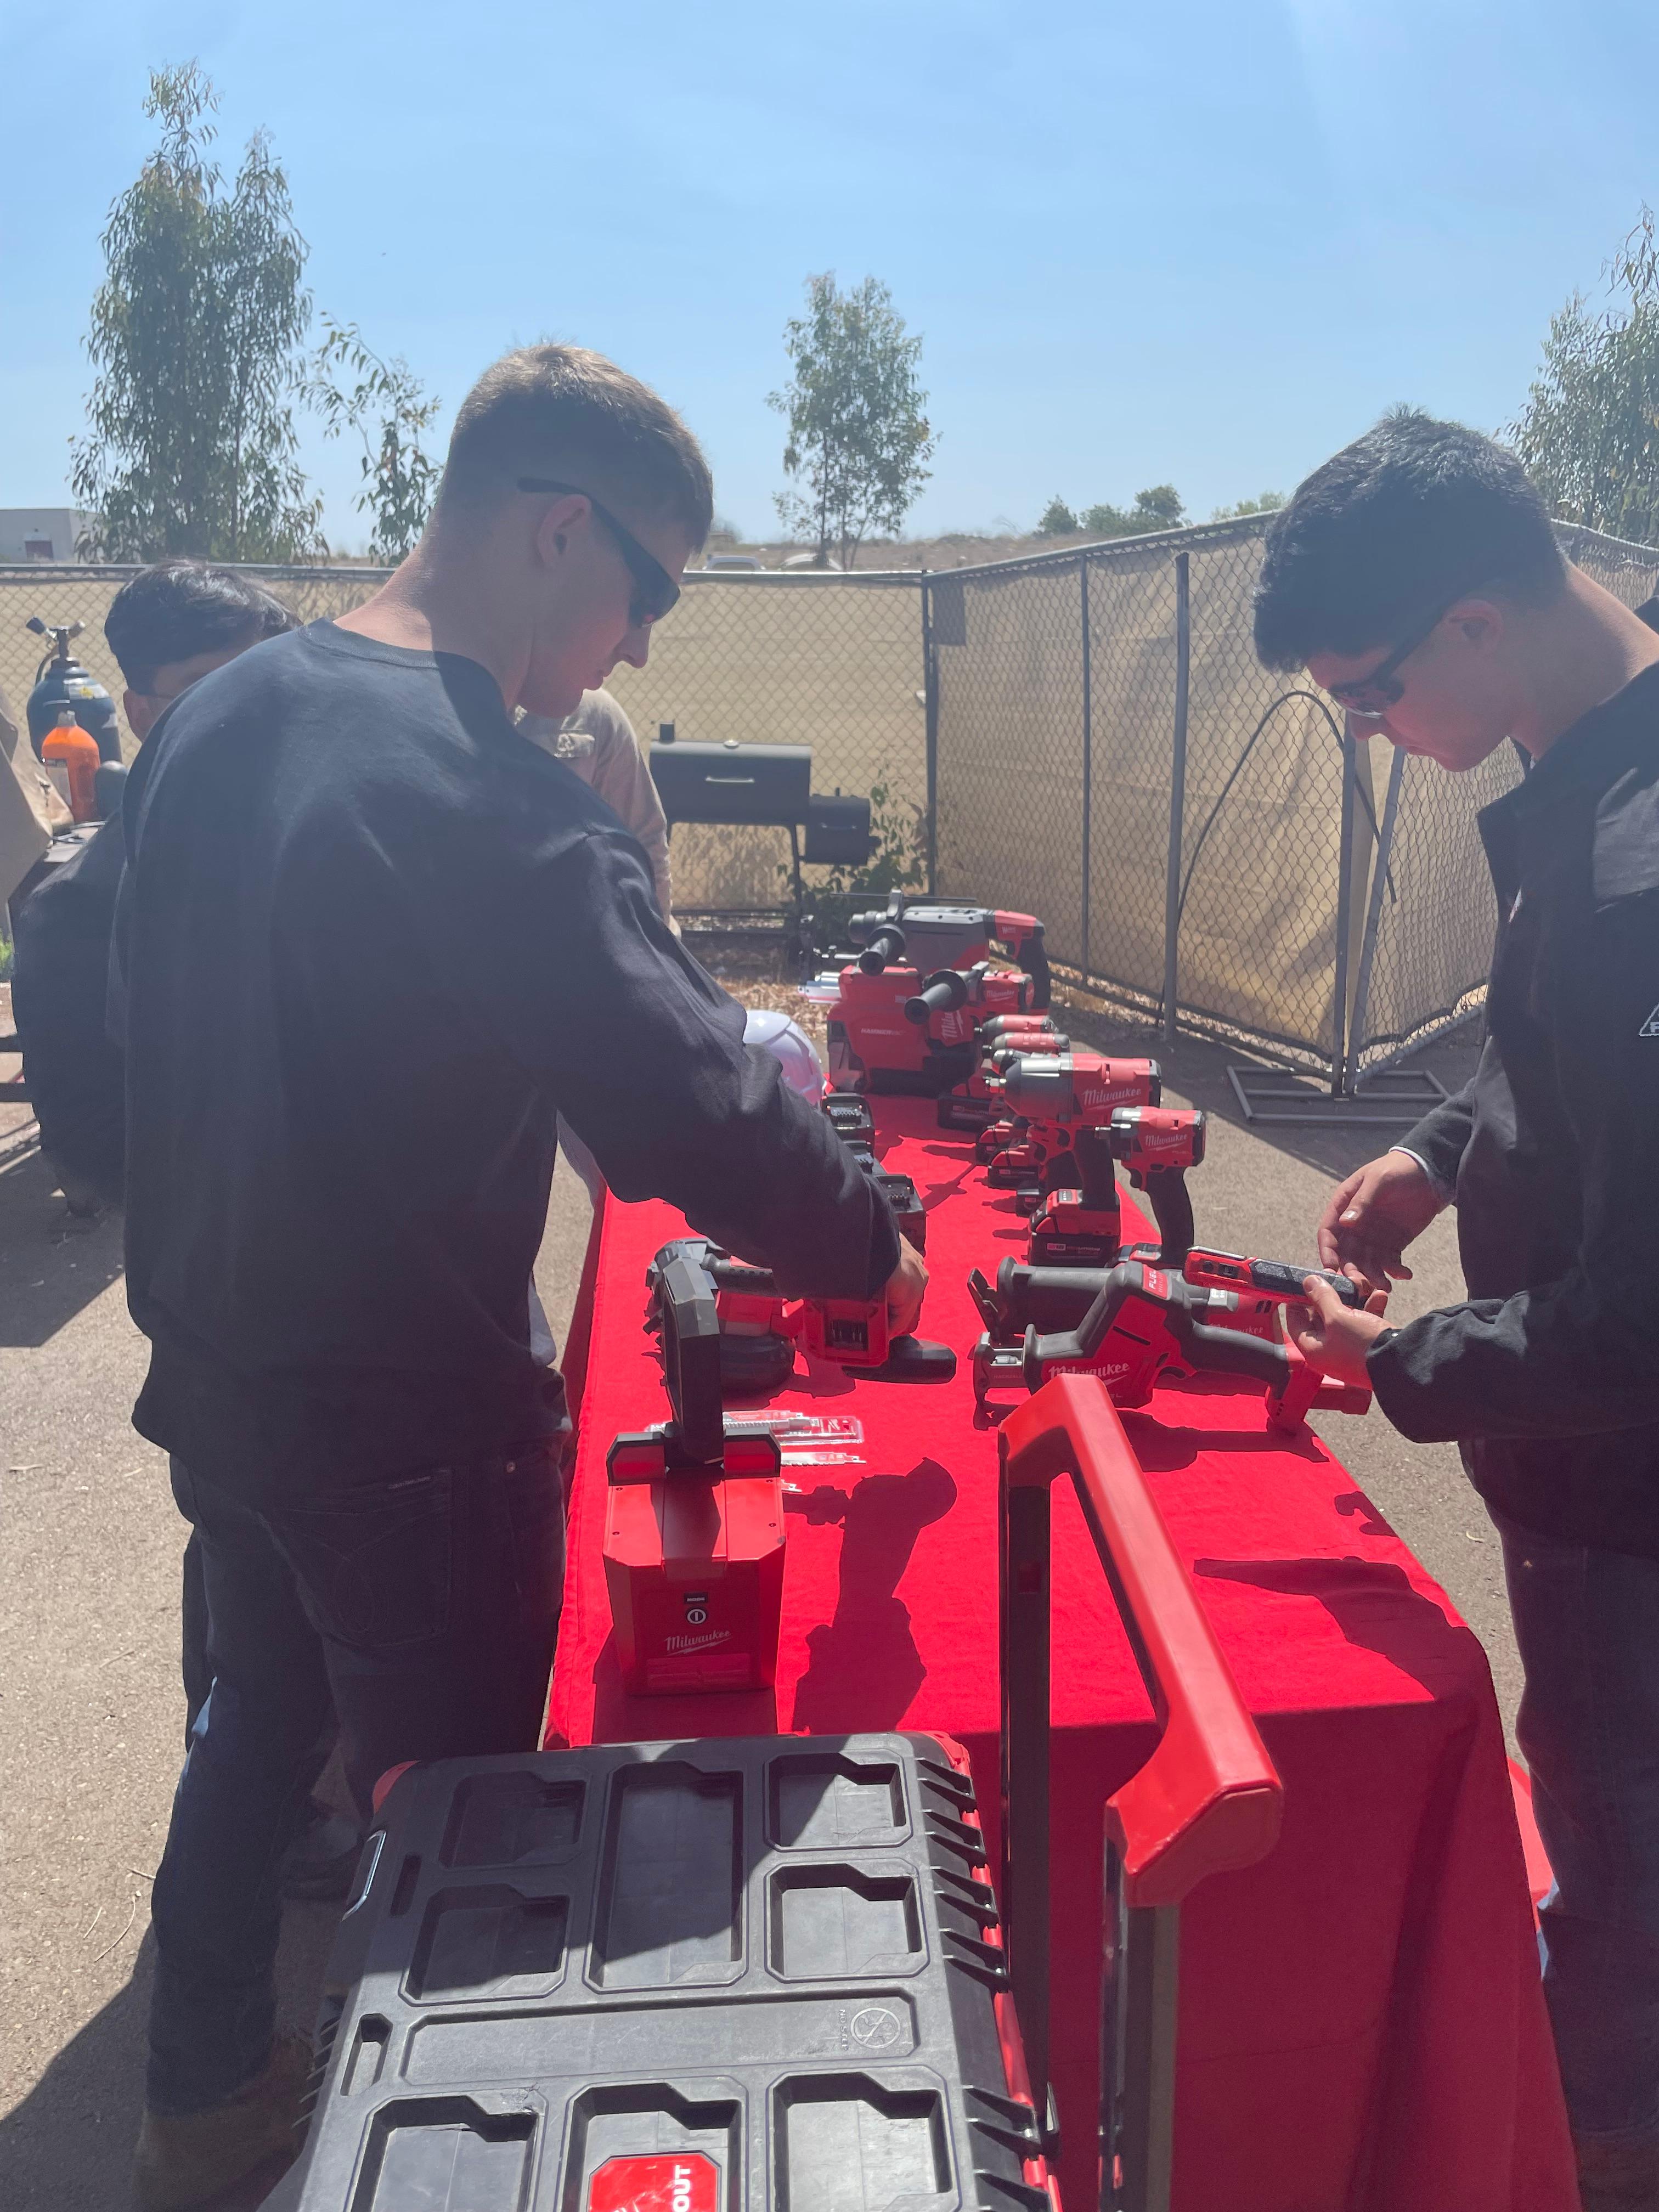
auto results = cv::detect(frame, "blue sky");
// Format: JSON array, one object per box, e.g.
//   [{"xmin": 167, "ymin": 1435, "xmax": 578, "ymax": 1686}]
[{"xmin": 3, "ymin": 0, "xmax": 1655, "ymax": 549}]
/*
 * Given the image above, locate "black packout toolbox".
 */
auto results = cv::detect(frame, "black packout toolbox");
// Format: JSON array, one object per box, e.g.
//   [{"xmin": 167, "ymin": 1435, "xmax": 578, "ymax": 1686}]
[{"xmin": 270, "ymin": 1732, "xmax": 1051, "ymax": 2212}]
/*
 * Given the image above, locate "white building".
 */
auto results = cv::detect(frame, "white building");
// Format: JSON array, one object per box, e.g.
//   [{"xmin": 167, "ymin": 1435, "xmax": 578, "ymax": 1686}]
[{"xmin": 0, "ymin": 509, "xmax": 95, "ymax": 562}]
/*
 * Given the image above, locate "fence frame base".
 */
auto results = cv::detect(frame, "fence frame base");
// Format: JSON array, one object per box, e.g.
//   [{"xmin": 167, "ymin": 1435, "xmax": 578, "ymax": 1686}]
[{"xmin": 1226, "ymin": 1064, "xmax": 1449, "ymax": 1127}]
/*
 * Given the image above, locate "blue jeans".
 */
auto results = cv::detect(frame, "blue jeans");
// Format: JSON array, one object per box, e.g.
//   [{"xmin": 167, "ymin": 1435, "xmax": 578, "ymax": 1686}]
[
  {"xmin": 1497, "ymin": 1510, "xmax": 1659, "ymax": 2146},
  {"xmin": 148, "ymin": 1442, "xmax": 565, "ymax": 2115}
]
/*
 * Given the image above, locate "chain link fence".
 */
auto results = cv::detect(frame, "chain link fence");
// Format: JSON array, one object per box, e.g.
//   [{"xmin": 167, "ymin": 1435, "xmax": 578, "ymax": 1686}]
[
  {"xmin": 7, "ymin": 518, "xmax": 1654, "ymax": 1076},
  {"xmin": 928, "ymin": 515, "xmax": 1659, "ymax": 1080},
  {"xmin": 597, "ymin": 572, "xmax": 927, "ymax": 912},
  {"xmin": 0, "ymin": 565, "xmax": 930, "ymax": 919}
]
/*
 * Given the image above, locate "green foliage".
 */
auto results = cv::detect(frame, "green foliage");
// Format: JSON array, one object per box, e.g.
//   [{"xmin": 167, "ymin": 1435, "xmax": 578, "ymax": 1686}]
[
  {"xmin": 769, "ymin": 274, "xmax": 935, "ymax": 569},
  {"xmin": 1079, "ymin": 484, "xmax": 1187, "ymax": 538},
  {"xmin": 303, "ymin": 317, "xmax": 441, "ymax": 562},
  {"xmin": 1511, "ymin": 210, "xmax": 1659, "ymax": 544},
  {"xmin": 1211, "ymin": 490, "xmax": 1285, "ymax": 519},
  {"xmin": 73, "ymin": 64, "xmax": 320, "ymax": 561},
  {"xmin": 1035, "ymin": 495, "xmax": 1079, "ymax": 536}
]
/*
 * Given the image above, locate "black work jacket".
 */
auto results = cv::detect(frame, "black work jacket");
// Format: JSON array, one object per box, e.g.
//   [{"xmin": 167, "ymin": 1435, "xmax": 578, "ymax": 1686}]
[{"xmin": 1369, "ymin": 662, "xmax": 1659, "ymax": 1554}]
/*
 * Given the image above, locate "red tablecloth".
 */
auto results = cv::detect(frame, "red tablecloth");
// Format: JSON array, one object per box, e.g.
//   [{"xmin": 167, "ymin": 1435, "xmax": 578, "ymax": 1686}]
[{"xmin": 547, "ymin": 1098, "xmax": 1575, "ymax": 2211}]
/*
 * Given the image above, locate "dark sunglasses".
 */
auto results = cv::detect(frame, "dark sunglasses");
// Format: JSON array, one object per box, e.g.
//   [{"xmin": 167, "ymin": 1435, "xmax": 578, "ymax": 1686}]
[
  {"xmin": 1324, "ymin": 582, "xmax": 1483, "ymax": 719},
  {"xmin": 516, "ymin": 477, "xmax": 682, "ymax": 629}
]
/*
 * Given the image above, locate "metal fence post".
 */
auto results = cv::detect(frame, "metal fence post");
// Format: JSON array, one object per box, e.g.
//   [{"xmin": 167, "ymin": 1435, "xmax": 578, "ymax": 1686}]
[
  {"xmin": 1344, "ymin": 743, "xmax": 1406, "ymax": 1091},
  {"xmin": 921, "ymin": 571, "xmax": 939, "ymax": 895},
  {"xmin": 1080, "ymin": 552, "xmax": 1093, "ymax": 979},
  {"xmin": 1330, "ymin": 720, "xmax": 1359, "ymax": 1093},
  {"xmin": 1160, "ymin": 552, "xmax": 1190, "ymax": 1049}
]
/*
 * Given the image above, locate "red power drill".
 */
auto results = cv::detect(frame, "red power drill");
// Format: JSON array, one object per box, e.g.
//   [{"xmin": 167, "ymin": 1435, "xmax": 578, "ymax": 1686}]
[
  {"xmin": 976, "ymin": 1051, "xmax": 1162, "ymax": 1184},
  {"xmin": 1025, "ymin": 1107, "xmax": 1207, "ymax": 1267},
  {"xmin": 826, "ymin": 896, "xmax": 1049, "ymax": 1096}
]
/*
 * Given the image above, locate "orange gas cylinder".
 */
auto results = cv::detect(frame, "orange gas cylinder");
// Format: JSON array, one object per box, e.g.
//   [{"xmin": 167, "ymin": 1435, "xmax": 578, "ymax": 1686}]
[{"xmin": 41, "ymin": 707, "xmax": 101, "ymax": 822}]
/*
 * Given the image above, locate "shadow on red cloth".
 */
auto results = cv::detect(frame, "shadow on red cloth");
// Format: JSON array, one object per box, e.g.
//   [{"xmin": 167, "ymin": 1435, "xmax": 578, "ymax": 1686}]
[
  {"xmin": 1122, "ymin": 1397, "xmax": 1327, "ymax": 1464},
  {"xmin": 1195, "ymin": 1554, "xmax": 1485, "ymax": 1702},
  {"xmin": 789, "ymin": 1458, "xmax": 958, "ymax": 1733}
]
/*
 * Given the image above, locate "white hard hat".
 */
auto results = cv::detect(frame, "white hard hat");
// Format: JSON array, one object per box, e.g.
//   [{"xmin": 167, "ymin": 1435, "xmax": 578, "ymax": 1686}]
[{"xmin": 744, "ymin": 1007, "xmax": 825, "ymax": 1102}]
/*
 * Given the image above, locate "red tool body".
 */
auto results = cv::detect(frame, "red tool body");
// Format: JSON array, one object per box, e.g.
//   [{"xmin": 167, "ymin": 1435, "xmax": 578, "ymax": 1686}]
[
  {"xmin": 827, "ymin": 896, "xmax": 1052, "ymax": 1094},
  {"xmin": 978, "ymin": 1053, "xmax": 1163, "ymax": 1181},
  {"xmin": 1025, "ymin": 1106, "xmax": 1207, "ymax": 1266},
  {"xmin": 971, "ymin": 1256, "xmax": 1372, "ymax": 1430},
  {"xmin": 1181, "ymin": 1248, "xmax": 1370, "ymax": 1425},
  {"xmin": 935, "ymin": 1008, "xmax": 1070, "ymax": 1133},
  {"xmin": 606, "ymin": 1246, "xmax": 787, "ymax": 1695},
  {"xmin": 829, "ymin": 962, "xmax": 1047, "ymax": 1097},
  {"xmin": 850, "ymin": 895, "xmax": 1050, "ymax": 1003}
]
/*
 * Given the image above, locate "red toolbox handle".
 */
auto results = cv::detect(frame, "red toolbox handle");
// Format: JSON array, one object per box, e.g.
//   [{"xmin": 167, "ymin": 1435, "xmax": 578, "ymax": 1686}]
[
  {"xmin": 996, "ymin": 1373, "xmax": 1283, "ymax": 2191},
  {"xmin": 1002, "ymin": 1374, "xmax": 1282, "ymax": 1903}
]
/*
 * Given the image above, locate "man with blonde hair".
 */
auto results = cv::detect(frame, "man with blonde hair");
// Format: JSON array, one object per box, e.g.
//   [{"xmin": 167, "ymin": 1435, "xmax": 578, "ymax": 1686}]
[{"xmin": 119, "ymin": 345, "xmax": 924, "ymax": 2207}]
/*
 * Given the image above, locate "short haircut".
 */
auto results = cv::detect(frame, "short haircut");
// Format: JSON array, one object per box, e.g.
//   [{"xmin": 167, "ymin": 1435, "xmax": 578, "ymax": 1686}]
[
  {"xmin": 440, "ymin": 343, "xmax": 714, "ymax": 545},
  {"xmin": 1254, "ymin": 409, "xmax": 1567, "ymax": 672},
  {"xmin": 104, "ymin": 560, "xmax": 298, "ymax": 691}
]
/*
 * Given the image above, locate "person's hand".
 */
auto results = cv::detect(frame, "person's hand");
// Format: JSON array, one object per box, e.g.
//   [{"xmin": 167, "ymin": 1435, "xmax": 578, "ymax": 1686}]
[
  {"xmin": 1317, "ymin": 1150, "xmax": 1444, "ymax": 1296},
  {"xmin": 884, "ymin": 1240, "xmax": 929, "ymax": 1339},
  {"xmin": 1285, "ymin": 1276, "xmax": 1391, "ymax": 1390}
]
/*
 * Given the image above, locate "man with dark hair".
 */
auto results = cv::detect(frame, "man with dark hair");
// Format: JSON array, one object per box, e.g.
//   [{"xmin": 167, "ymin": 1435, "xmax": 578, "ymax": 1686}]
[
  {"xmin": 1256, "ymin": 410, "xmax": 1659, "ymax": 2210},
  {"xmin": 105, "ymin": 557, "xmax": 298, "ymax": 740},
  {"xmin": 12, "ymin": 561, "xmax": 297, "ymax": 1214},
  {"xmin": 121, "ymin": 344, "xmax": 924, "ymax": 2208}
]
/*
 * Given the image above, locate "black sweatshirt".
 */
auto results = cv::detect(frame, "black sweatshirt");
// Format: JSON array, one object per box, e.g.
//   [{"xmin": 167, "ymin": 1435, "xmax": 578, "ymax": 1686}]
[
  {"xmin": 1369, "ymin": 662, "xmax": 1659, "ymax": 1555},
  {"xmin": 10, "ymin": 813, "xmax": 127, "ymax": 1204},
  {"xmin": 115, "ymin": 620, "xmax": 897, "ymax": 1499}
]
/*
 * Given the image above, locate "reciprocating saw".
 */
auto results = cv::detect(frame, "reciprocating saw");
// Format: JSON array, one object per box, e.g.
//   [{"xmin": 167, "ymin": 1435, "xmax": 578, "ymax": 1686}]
[{"xmin": 969, "ymin": 1258, "xmax": 1372, "ymax": 1430}]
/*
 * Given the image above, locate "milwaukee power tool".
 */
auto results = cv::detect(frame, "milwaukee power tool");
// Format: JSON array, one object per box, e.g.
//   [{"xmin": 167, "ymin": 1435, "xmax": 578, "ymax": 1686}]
[
  {"xmin": 1025, "ymin": 1107, "xmax": 1207, "ymax": 1266},
  {"xmin": 977, "ymin": 1052, "xmax": 1163, "ymax": 1184},
  {"xmin": 1177, "ymin": 1247, "xmax": 1368, "ymax": 1368},
  {"xmin": 970, "ymin": 1257, "xmax": 1372, "ymax": 1430},
  {"xmin": 827, "ymin": 959, "xmax": 1048, "ymax": 1097},
  {"xmin": 970, "ymin": 1243, "xmax": 1357, "ymax": 1345},
  {"xmin": 605, "ymin": 1245, "xmax": 788, "ymax": 1694},
  {"xmin": 934, "ymin": 1009, "xmax": 1071, "ymax": 1133},
  {"xmin": 646, "ymin": 1236, "xmax": 956, "ymax": 1394},
  {"xmin": 849, "ymin": 893, "xmax": 1051, "ymax": 1005}
]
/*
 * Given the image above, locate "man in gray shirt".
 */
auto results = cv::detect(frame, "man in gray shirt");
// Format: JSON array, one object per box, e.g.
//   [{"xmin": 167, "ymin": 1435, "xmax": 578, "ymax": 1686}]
[{"xmin": 521, "ymin": 688, "xmax": 672, "ymax": 918}]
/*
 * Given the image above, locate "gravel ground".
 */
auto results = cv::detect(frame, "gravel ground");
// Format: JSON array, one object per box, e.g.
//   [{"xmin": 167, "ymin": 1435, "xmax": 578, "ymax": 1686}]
[{"xmin": 0, "ymin": 965, "xmax": 1511, "ymax": 2209}]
